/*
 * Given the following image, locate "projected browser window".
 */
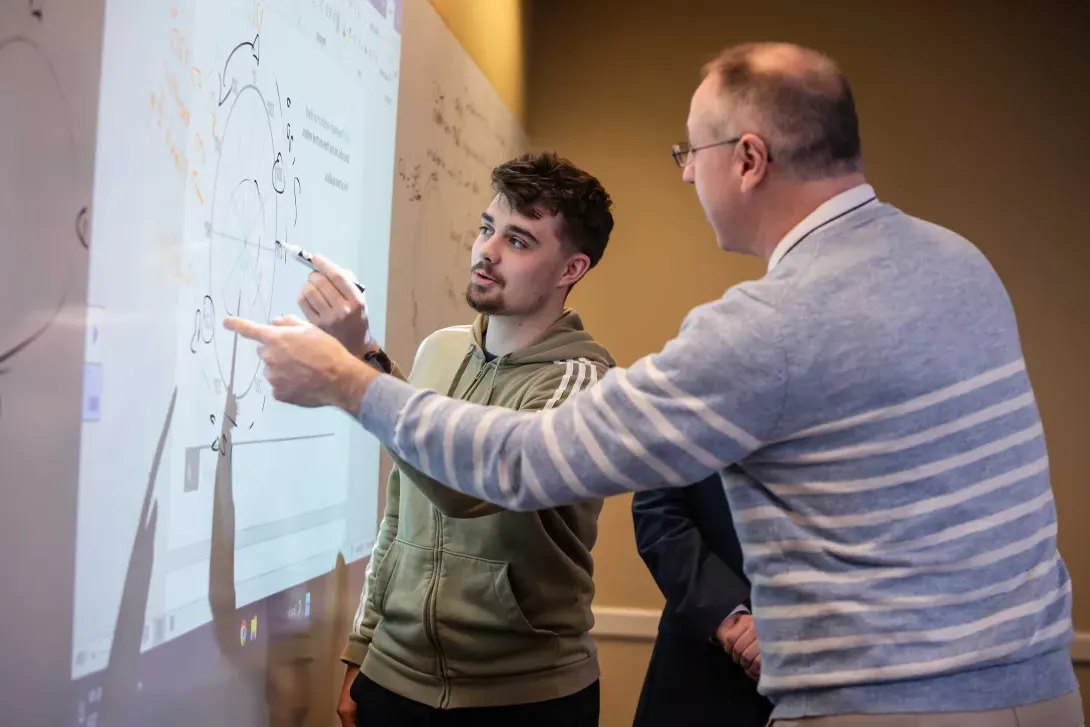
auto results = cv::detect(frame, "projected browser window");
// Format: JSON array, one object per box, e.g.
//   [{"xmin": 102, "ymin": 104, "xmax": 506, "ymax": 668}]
[{"xmin": 71, "ymin": 0, "xmax": 400, "ymax": 680}]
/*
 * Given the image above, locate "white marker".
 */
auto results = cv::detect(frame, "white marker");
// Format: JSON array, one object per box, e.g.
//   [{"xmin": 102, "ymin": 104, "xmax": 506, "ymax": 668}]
[{"xmin": 277, "ymin": 241, "xmax": 366, "ymax": 294}]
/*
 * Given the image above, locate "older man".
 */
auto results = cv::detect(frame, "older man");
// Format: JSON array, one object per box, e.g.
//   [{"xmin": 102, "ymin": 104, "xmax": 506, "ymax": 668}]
[{"xmin": 227, "ymin": 43, "xmax": 1084, "ymax": 726}]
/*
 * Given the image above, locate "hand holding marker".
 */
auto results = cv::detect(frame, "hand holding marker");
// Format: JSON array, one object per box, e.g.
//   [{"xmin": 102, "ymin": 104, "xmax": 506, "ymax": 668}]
[
  {"xmin": 275, "ymin": 241, "xmax": 376, "ymax": 349},
  {"xmin": 275, "ymin": 240, "xmax": 366, "ymax": 294}
]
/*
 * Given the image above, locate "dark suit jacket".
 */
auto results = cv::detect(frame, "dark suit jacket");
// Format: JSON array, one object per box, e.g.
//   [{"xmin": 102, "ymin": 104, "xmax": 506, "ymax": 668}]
[{"xmin": 631, "ymin": 474, "xmax": 772, "ymax": 727}]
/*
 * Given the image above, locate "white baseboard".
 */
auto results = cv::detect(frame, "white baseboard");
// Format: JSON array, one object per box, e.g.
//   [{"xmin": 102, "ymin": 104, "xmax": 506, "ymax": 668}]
[
  {"xmin": 1073, "ymin": 631, "xmax": 1090, "ymax": 664},
  {"xmin": 590, "ymin": 606, "xmax": 659, "ymax": 641},
  {"xmin": 591, "ymin": 606, "xmax": 1090, "ymax": 665}
]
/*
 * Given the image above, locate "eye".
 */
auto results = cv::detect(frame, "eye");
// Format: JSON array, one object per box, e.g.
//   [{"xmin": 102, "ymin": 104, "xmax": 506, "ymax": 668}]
[
  {"xmin": 509, "ymin": 237, "xmax": 527, "ymax": 250},
  {"xmin": 478, "ymin": 225, "xmax": 493, "ymax": 237}
]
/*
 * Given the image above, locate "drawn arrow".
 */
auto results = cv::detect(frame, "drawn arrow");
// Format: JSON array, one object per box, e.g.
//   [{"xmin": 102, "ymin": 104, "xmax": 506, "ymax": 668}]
[{"xmin": 217, "ymin": 34, "xmax": 261, "ymax": 107}]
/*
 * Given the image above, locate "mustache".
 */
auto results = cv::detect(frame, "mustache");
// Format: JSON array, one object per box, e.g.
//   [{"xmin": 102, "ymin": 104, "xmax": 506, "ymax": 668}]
[{"xmin": 471, "ymin": 262, "xmax": 504, "ymax": 285}]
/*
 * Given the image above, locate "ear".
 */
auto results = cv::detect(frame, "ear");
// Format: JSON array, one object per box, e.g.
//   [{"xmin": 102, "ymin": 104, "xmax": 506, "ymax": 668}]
[
  {"xmin": 738, "ymin": 134, "xmax": 771, "ymax": 191},
  {"xmin": 557, "ymin": 252, "xmax": 592, "ymax": 289}
]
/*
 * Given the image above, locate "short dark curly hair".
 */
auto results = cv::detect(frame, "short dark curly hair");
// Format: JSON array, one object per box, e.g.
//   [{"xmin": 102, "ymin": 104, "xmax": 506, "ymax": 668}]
[{"xmin": 490, "ymin": 151, "xmax": 614, "ymax": 269}]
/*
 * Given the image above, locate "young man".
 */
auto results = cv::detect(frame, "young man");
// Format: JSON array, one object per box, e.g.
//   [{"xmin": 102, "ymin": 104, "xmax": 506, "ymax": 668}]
[
  {"xmin": 295, "ymin": 151, "xmax": 615, "ymax": 727},
  {"xmin": 230, "ymin": 44, "xmax": 1083, "ymax": 726}
]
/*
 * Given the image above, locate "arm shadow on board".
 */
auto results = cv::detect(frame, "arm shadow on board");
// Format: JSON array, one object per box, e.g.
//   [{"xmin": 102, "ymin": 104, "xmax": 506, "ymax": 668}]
[
  {"xmin": 96, "ymin": 387, "xmax": 176, "ymax": 727},
  {"xmin": 208, "ymin": 332, "xmax": 353, "ymax": 727}
]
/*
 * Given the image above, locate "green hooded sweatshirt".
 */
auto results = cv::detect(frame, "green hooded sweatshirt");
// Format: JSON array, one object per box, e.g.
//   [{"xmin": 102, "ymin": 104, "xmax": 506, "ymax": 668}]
[{"xmin": 341, "ymin": 309, "xmax": 615, "ymax": 709}]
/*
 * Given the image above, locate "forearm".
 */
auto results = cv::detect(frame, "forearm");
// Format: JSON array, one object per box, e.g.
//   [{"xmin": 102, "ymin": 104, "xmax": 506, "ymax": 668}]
[
  {"xmin": 357, "ymin": 367, "xmax": 722, "ymax": 510},
  {"xmin": 351, "ymin": 293, "xmax": 786, "ymax": 510}
]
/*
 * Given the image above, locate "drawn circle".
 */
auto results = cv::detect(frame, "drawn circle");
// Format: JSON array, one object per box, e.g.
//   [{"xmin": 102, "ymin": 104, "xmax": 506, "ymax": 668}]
[
  {"xmin": 208, "ymin": 85, "xmax": 278, "ymax": 397},
  {"xmin": 200, "ymin": 295, "xmax": 215, "ymax": 344},
  {"xmin": 0, "ymin": 37, "xmax": 79, "ymax": 362}
]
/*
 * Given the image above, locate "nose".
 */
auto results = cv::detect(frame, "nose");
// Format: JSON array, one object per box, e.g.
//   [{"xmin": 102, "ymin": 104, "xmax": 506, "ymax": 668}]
[
  {"xmin": 478, "ymin": 232, "xmax": 502, "ymax": 263},
  {"xmin": 681, "ymin": 159, "xmax": 695, "ymax": 185}
]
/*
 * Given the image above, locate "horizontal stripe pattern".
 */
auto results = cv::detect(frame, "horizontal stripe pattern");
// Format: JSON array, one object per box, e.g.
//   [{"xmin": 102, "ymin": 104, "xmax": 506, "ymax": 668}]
[{"xmin": 361, "ymin": 201, "xmax": 1076, "ymax": 714}]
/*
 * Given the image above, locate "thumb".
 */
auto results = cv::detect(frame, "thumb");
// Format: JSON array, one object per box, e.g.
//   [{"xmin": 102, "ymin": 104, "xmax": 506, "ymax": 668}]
[{"xmin": 271, "ymin": 314, "xmax": 307, "ymax": 327}]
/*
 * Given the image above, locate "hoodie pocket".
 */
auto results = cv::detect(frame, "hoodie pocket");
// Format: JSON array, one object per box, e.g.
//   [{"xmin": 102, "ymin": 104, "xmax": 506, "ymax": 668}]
[
  {"xmin": 369, "ymin": 539, "xmax": 404, "ymax": 614},
  {"xmin": 434, "ymin": 552, "xmax": 559, "ymax": 678},
  {"xmin": 369, "ymin": 540, "xmax": 437, "ymax": 677}
]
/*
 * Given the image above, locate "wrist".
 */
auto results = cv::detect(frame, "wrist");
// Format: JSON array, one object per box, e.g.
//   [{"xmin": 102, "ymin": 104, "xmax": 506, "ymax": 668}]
[{"xmin": 331, "ymin": 352, "xmax": 379, "ymax": 415}]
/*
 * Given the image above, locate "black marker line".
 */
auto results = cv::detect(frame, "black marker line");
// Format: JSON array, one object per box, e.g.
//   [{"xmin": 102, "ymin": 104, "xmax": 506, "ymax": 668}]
[
  {"xmin": 217, "ymin": 34, "xmax": 260, "ymax": 107},
  {"xmin": 76, "ymin": 206, "xmax": 90, "ymax": 249}
]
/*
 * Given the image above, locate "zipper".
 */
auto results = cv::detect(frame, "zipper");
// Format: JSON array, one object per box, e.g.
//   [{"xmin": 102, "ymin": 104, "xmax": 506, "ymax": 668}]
[
  {"xmin": 424, "ymin": 357, "xmax": 471, "ymax": 709},
  {"xmin": 422, "ymin": 505, "xmax": 449, "ymax": 706},
  {"xmin": 423, "ymin": 351, "xmax": 496, "ymax": 708}
]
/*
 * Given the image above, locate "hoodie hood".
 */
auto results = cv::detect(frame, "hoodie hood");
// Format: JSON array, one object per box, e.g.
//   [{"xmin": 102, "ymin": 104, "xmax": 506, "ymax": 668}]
[{"xmin": 469, "ymin": 308, "xmax": 615, "ymax": 369}]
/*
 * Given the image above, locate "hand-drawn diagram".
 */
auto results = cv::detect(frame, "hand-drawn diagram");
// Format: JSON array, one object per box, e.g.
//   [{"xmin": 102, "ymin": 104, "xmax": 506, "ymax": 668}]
[
  {"xmin": 196, "ymin": 32, "xmax": 301, "ymax": 405},
  {"xmin": 0, "ymin": 32, "xmax": 88, "ymax": 380}
]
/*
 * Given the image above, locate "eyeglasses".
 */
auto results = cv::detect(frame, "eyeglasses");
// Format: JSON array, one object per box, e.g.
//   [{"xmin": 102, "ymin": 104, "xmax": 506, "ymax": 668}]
[
  {"xmin": 671, "ymin": 137, "xmax": 739, "ymax": 168},
  {"xmin": 671, "ymin": 136, "xmax": 774, "ymax": 168}
]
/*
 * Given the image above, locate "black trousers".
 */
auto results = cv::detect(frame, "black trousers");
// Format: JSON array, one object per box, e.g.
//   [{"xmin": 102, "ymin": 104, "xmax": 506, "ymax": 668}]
[
  {"xmin": 633, "ymin": 630, "xmax": 773, "ymax": 727},
  {"xmin": 351, "ymin": 672, "xmax": 600, "ymax": 727}
]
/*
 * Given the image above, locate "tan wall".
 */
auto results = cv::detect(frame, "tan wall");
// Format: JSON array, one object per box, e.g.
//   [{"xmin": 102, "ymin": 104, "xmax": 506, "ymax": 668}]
[
  {"xmin": 523, "ymin": 0, "xmax": 1090, "ymax": 724},
  {"xmin": 426, "ymin": 0, "xmax": 527, "ymax": 124}
]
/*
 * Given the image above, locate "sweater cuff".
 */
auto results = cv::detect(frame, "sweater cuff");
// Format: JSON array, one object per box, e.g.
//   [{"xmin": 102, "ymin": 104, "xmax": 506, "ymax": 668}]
[{"xmin": 340, "ymin": 637, "xmax": 369, "ymax": 667}]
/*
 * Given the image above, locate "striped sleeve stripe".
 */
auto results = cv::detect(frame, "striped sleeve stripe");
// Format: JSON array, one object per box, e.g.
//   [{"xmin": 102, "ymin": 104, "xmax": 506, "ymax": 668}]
[
  {"xmin": 771, "ymin": 392, "xmax": 1036, "ymax": 465},
  {"xmin": 352, "ymin": 568, "xmax": 370, "ymax": 633},
  {"xmin": 746, "ymin": 487, "xmax": 1053, "ymax": 558},
  {"xmin": 587, "ymin": 381, "xmax": 685, "ymax": 484},
  {"xmin": 642, "ymin": 357, "xmax": 762, "ymax": 450},
  {"xmin": 441, "ymin": 404, "xmax": 470, "ymax": 494},
  {"xmin": 540, "ymin": 360, "xmax": 605, "ymax": 499},
  {"xmin": 486, "ymin": 359, "xmax": 602, "ymax": 504},
  {"xmin": 409, "ymin": 393, "xmax": 446, "ymax": 476},
  {"xmin": 758, "ymin": 618, "xmax": 1072, "ymax": 691},
  {"xmin": 757, "ymin": 554, "xmax": 1061, "ymax": 620},
  {"xmin": 735, "ymin": 455, "xmax": 1049, "ymax": 526},
  {"xmin": 782, "ymin": 358, "xmax": 1027, "ymax": 441},
  {"xmin": 759, "ymin": 422, "xmax": 1044, "ymax": 497},
  {"xmin": 755, "ymin": 523, "xmax": 1056, "ymax": 588},
  {"xmin": 580, "ymin": 358, "xmax": 600, "ymax": 385},
  {"xmin": 614, "ymin": 368, "xmax": 727, "ymax": 471},
  {"xmin": 570, "ymin": 402, "xmax": 649, "ymax": 491},
  {"xmin": 543, "ymin": 360, "xmax": 576, "ymax": 410},
  {"xmin": 521, "ymin": 454, "xmax": 553, "ymax": 508},
  {"xmin": 471, "ymin": 408, "xmax": 507, "ymax": 498},
  {"xmin": 543, "ymin": 414, "xmax": 598, "ymax": 499},
  {"xmin": 767, "ymin": 581, "xmax": 1070, "ymax": 656}
]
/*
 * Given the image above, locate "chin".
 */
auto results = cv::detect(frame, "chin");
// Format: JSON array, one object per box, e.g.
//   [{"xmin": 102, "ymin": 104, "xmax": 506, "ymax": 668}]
[{"xmin": 465, "ymin": 288, "xmax": 504, "ymax": 315}]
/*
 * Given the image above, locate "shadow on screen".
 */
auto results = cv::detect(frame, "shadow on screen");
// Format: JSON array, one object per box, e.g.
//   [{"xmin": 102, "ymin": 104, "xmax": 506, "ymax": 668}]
[
  {"xmin": 96, "ymin": 387, "xmax": 176, "ymax": 726},
  {"xmin": 92, "ymin": 333, "xmax": 354, "ymax": 727},
  {"xmin": 207, "ymin": 333, "xmax": 354, "ymax": 727}
]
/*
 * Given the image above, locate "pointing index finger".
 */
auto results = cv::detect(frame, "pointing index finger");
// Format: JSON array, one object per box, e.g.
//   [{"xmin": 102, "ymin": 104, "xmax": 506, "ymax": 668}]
[{"xmin": 223, "ymin": 316, "xmax": 275, "ymax": 343}]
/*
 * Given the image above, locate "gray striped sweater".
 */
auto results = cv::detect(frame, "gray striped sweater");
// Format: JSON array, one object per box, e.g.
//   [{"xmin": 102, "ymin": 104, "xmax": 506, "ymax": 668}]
[{"xmin": 357, "ymin": 199, "xmax": 1078, "ymax": 717}]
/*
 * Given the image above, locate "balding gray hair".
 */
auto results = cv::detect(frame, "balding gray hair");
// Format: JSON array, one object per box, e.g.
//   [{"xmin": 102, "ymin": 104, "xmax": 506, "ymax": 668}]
[{"xmin": 702, "ymin": 42, "xmax": 863, "ymax": 181}]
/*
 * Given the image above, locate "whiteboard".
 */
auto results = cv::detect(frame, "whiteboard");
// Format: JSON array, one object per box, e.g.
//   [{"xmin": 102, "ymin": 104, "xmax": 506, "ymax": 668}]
[
  {"xmin": 0, "ymin": 0, "xmax": 530, "ymax": 723},
  {"xmin": 383, "ymin": 0, "xmax": 529, "ymax": 368}
]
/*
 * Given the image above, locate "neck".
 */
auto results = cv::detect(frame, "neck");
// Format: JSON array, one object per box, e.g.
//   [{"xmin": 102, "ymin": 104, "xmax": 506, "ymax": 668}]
[
  {"xmin": 483, "ymin": 303, "xmax": 565, "ymax": 357},
  {"xmin": 753, "ymin": 172, "xmax": 867, "ymax": 261}
]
